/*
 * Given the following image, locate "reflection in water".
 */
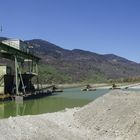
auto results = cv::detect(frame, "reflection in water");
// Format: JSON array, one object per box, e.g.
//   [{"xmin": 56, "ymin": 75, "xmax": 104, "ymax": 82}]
[
  {"xmin": 0, "ymin": 88, "xmax": 109, "ymax": 118},
  {"xmin": 0, "ymin": 97, "xmax": 89, "ymax": 118}
]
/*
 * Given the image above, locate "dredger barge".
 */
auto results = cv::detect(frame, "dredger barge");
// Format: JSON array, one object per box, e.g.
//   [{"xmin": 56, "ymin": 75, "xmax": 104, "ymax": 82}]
[{"xmin": 0, "ymin": 38, "xmax": 56, "ymax": 101}]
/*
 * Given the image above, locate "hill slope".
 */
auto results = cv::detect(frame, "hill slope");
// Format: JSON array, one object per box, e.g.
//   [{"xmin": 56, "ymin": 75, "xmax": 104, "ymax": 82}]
[{"xmin": 25, "ymin": 39, "xmax": 140, "ymax": 83}]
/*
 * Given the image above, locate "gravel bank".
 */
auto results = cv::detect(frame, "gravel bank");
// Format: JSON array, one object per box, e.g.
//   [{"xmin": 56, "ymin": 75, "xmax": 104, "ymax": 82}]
[{"xmin": 1, "ymin": 90, "xmax": 140, "ymax": 140}]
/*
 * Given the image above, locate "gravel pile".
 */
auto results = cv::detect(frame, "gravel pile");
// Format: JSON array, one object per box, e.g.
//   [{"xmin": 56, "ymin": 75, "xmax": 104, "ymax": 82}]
[{"xmin": 0, "ymin": 90, "xmax": 140, "ymax": 140}]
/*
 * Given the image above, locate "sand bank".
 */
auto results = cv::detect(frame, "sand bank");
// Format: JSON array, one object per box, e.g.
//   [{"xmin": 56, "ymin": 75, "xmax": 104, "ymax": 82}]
[{"xmin": 1, "ymin": 90, "xmax": 140, "ymax": 140}]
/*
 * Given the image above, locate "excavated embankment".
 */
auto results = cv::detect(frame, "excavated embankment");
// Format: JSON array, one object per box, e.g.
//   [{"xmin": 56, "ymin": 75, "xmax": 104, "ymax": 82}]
[{"xmin": 0, "ymin": 90, "xmax": 140, "ymax": 140}]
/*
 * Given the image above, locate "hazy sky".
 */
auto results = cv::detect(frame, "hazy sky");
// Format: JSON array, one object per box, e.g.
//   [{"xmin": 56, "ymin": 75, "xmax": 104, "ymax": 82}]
[{"xmin": 0, "ymin": 0, "xmax": 140, "ymax": 62}]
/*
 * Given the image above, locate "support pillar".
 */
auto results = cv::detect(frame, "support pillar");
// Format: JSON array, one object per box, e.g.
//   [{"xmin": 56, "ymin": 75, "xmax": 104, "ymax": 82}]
[{"xmin": 15, "ymin": 56, "xmax": 19, "ymax": 95}]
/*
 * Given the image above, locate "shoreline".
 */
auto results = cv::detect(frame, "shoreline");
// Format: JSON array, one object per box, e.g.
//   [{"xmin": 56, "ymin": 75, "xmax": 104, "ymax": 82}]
[
  {"xmin": 1, "ymin": 90, "xmax": 140, "ymax": 139},
  {"xmin": 40, "ymin": 82, "xmax": 140, "ymax": 89}
]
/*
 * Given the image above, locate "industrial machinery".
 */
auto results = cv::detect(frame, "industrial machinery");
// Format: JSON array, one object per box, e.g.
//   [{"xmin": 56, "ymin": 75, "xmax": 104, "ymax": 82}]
[{"xmin": 0, "ymin": 38, "xmax": 51, "ymax": 101}]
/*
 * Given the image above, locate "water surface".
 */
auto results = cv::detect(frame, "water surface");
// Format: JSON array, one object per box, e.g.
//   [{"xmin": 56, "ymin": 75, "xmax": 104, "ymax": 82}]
[{"xmin": 0, "ymin": 88, "xmax": 109, "ymax": 118}]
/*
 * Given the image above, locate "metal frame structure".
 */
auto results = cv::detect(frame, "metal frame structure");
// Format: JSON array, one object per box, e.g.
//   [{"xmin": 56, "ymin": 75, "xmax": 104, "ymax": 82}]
[{"xmin": 0, "ymin": 41, "xmax": 40, "ymax": 96}]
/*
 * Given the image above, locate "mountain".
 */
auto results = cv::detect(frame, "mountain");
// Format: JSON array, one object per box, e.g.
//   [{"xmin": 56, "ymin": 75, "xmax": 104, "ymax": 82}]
[
  {"xmin": 0, "ymin": 37, "xmax": 140, "ymax": 83},
  {"xmin": 0, "ymin": 37, "xmax": 9, "ymax": 41},
  {"xmin": 24, "ymin": 39, "xmax": 140, "ymax": 83}
]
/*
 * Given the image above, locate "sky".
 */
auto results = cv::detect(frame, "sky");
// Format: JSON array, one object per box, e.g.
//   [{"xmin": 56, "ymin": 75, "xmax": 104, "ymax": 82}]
[{"xmin": 0, "ymin": 0, "xmax": 140, "ymax": 62}]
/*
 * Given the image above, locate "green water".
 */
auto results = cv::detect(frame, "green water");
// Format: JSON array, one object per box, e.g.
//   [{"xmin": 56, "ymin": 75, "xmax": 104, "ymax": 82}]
[{"xmin": 0, "ymin": 88, "xmax": 109, "ymax": 119}]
